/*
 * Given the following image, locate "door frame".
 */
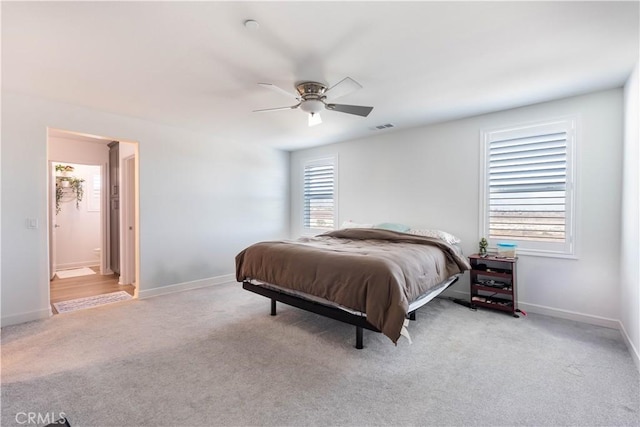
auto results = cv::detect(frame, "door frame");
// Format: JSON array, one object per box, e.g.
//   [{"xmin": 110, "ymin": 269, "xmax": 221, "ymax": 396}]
[
  {"xmin": 48, "ymin": 161, "xmax": 107, "ymax": 277},
  {"xmin": 47, "ymin": 128, "xmax": 140, "ymax": 310},
  {"xmin": 48, "ymin": 161, "xmax": 57, "ymax": 280},
  {"xmin": 120, "ymin": 155, "xmax": 136, "ymax": 288}
]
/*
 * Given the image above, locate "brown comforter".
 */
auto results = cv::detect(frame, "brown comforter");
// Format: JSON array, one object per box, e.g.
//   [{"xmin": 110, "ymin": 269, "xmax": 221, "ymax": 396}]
[{"xmin": 235, "ymin": 228, "xmax": 471, "ymax": 343}]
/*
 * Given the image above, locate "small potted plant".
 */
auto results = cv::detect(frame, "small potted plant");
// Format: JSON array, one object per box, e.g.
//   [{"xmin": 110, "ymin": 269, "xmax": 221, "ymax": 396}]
[
  {"xmin": 55, "ymin": 164, "xmax": 75, "ymax": 177},
  {"xmin": 479, "ymin": 237, "xmax": 488, "ymax": 256}
]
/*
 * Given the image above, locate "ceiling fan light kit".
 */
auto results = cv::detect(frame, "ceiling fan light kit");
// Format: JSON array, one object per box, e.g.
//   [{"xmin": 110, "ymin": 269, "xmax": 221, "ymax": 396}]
[
  {"xmin": 254, "ymin": 77, "xmax": 373, "ymax": 126},
  {"xmin": 299, "ymin": 99, "xmax": 324, "ymax": 114},
  {"xmin": 308, "ymin": 112, "xmax": 322, "ymax": 127}
]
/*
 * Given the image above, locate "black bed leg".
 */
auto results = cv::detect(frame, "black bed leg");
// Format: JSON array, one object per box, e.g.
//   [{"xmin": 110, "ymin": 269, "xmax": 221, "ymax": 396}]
[
  {"xmin": 409, "ymin": 311, "xmax": 416, "ymax": 321},
  {"xmin": 355, "ymin": 326, "xmax": 363, "ymax": 349},
  {"xmin": 270, "ymin": 298, "xmax": 277, "ymax": 316}
]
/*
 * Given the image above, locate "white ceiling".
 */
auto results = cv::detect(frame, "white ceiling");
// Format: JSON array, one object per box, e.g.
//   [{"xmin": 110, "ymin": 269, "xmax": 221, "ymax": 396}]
[{"xmin": 3, "ymin": 1, "xmax": 638, "ymax": 151}]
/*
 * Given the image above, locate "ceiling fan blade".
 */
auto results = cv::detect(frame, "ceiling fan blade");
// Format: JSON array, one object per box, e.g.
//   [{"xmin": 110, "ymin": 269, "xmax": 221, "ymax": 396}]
[
  {"xmin": 325, "ymin": 103, "xmax": 373, "ymax": 117},
  {"xmin": 308, "ymin": 113, "xmax": 322, "ymax": 127},
  {"xmin": 258, "ymin": 83, "xmax": 299, "ymax": 100},
  {"xmin": 253, "ymin": 103, "xmax": 301, "ymax": 113},
  {"xmin": 324, "ymin": 77, "xmax": 362, "ymax": 100}
]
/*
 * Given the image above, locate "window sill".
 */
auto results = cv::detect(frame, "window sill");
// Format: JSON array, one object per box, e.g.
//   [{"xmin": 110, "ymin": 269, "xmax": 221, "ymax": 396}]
[
  {"xmin": 301, "ymin": 228, "xmax": 334, "ymax": 237},
  {"xmin": 503, "ymin": 249, "xmax": 578, "ymax": 260}
]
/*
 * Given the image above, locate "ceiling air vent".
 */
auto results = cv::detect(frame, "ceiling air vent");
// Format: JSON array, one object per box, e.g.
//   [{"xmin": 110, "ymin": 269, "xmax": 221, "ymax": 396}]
[{"xmin": 372, "ymin": 123, "xmax": 395, "ymax": 131}]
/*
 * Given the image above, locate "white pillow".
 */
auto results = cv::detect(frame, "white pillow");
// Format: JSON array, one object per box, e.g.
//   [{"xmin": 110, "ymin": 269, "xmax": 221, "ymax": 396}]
[
  {"xmin": 408, "ymin": 228, "xmax": 461, "ymax": 245},
  {"xmin": 340, "ymin": 220, "xmax": 374, "ymax": 229}
]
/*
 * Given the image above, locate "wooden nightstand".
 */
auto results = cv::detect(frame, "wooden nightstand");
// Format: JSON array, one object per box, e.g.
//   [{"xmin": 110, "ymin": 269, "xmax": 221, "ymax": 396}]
[{"xmin": 469, "ymin": 254, "xmax": 523, "ymax": 318}]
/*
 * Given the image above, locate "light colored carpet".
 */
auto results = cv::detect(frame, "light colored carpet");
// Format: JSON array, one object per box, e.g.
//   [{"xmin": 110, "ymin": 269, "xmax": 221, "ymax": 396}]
[
  {"xmin": 53, "ymin": 291, "xmax": 132, "ymax": 314},
  {"xmin": 1, "ymin": 283, "xmax": 638, "ymax": 426},
  {"xmin": 55, "ymin": 267, "xmax": 96, "ymax": 279}
]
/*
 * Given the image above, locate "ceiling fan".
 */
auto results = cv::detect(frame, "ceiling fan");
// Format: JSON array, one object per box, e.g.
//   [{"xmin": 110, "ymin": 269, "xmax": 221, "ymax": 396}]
[{"xmin": 253, "ymin": 77, "xmax": 374, "ymax": 126}]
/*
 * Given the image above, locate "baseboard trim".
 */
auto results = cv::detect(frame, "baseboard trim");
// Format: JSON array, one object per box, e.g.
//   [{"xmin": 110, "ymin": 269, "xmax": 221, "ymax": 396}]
[
  {"xmin": 518, "ymin": 301, "xmax": 620, "ymax": 329},
  {"xmin": 138, "ymin": 274, "xmax": 235, "ymax": 299},
  {"xmin": 56, "ymin": 261, "xmax": 99, "ymax": 270},
  {"xmin": 443, "ymin": 289, "xmax": 619, "ymax": 329},
  {"xmin": 619, "ymin": 320, "xmax": 640, "ymax": 372},
  {"xmin": 1, "ymin": 307, "xmax": 51, "ymax": 327}
]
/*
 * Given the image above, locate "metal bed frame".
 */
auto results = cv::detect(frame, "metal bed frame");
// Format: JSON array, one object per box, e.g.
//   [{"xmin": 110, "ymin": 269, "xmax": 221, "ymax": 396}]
[{"xmin": 243, "ymin": 275, "xmax": 460, "ymax": 349}]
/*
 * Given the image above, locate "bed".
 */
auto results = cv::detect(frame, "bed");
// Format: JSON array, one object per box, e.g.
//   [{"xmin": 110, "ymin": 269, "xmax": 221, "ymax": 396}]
[{"xmin": 235, "ymin": 228, "xmax": 471, "ymax": 349}]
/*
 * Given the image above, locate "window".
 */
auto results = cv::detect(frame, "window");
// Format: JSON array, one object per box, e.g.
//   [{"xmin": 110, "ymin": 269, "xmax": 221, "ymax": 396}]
[
  {"xmin": 480, "ymin": 117, "xmax": 576, "ymax": 257},
  {"xmin": 87, "ymin": 173, "xmax": 101, "ymax": 212},
  {"xmin": 303, "ymin": 157, "xmax": 337, "ymax": 233}
]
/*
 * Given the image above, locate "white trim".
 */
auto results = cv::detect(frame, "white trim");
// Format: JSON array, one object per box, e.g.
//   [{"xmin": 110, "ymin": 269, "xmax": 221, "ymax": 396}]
[
  {"xmin": 48, "ymin": 160, "xmax": 57, "ymax": 281},
  {"xmin": 479, "ymin": 116, "xmax": 578, "ymax": 258},
  {"xmin": 2, "ymin": 274, "xmax": 234, "ymax": 326},
  {"xmin": 138, "ymin": 274, "xmax": 235, "ymax": 299},
  {"xmin": 619, "ymin": 320, "xmax": 640, "ymax": 372},
  {"xmin": 100, "ymin": 162, "xmax": 108, "ymax": 275},
  {"xmin": 120, "ymin": 155, "xmax": 136, "ymax": 286},
  {"xmin": 1, "ymin": 307, "xmax": 51, "ymax": 327},
  {"xmin": 517, "ymin": 301, "xmax": 619, "ymax": 329},
  {"xmin": 56, "ymin": 261, "xmax": 99, "ymax": 270},
  {"xmin": 334, "ymin": 154, "xmax": 339, "ymax": 226},
  {"xmin": 302, "ymin": 154, "xmax": 338, "ymax": 234},
  {"xmin": 47, "ymin": 156, "xmax": 108, "ymax": 294},
  {"xmin": 489, "ymin": 248, "xmax": 579, "ymax": 260},
  {"xmin": 444, "ymin": 289, "xmax": 619, "ymax": 329}
]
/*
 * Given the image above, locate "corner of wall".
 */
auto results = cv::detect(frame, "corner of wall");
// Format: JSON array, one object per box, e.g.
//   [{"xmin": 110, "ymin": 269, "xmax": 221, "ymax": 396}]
[
  {"xmin": 619, "ymin": 319, "xmax": 640, "ymax": 372},
  {"xmin": 620, "ymin": 59, "xmax": 640, "ymax": 372}
]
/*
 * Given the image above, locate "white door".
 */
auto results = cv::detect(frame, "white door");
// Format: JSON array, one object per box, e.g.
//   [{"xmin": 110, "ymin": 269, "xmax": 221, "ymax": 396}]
[
  {"xmin": 126, "ymin": 156, "xmax": 136, "ymax": 285},
  {"xmin": 49, "ymin": 162, "xmax": 57, "ymax": 279},
  {"xmin": 121, "ymin": 155, "xmax": 136, "ymax": 286}
]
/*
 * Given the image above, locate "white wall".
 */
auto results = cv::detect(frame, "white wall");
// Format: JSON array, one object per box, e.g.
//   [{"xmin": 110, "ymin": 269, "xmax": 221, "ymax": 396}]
[
  {"xmin": 621, "ymin": 61, "xmax": 640, "ymax": 369},
  {"xmin": 1, "ymin": 91, "xmax": 290, "ymax": 326},
  {"xmin": 53, "ymin": 163, "xmax": 102, "ymax": 269},
  {"xmin": 291, "ymin": 89, "xmax": 624, "ymax": 327}
]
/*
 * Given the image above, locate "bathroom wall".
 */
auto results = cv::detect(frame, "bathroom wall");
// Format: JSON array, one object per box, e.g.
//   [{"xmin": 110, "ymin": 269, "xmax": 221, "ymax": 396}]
[
  {"xmin": 53, "ymin": 163, "xmax": 102, "ymax": 269},
  {"xmin": 49, "ymin": 137, "xmax": 109, "ymax": 271}
]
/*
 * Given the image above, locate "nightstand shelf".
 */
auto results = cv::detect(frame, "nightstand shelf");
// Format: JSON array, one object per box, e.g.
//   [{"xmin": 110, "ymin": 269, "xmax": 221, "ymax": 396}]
[{"xmin": 469, "ymin": 254, "xmax": 521, "ymax": 318}]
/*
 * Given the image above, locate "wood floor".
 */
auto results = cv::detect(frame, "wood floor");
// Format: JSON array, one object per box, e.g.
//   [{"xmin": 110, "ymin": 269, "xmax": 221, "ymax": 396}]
[{"xmin": 50, "ymin": 266, "xmax": 135, "ymax": 314}]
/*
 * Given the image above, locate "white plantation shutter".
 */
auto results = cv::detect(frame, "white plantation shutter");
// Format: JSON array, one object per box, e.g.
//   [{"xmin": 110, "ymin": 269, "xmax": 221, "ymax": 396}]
[
  {"xmin": 304, "ymin": 158, "xmax": 336, "ymax": 232},
  {"xmin": 88, "ymin": 173, "xmax": 101, "ymax": 212},
  {"xmin": 481, "ymin": 118, "xmax": 576, "ymax": 256}
]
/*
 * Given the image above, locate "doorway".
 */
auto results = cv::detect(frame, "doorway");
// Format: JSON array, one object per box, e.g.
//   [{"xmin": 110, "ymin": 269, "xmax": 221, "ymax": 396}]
[
  {"xmin": 47, "ymin": 129, "xmax": 139, "ymax": 314},
  {"xmin": 51, "ymin": 162, "xmax": 102, "ymax": 274}
]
